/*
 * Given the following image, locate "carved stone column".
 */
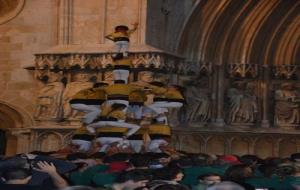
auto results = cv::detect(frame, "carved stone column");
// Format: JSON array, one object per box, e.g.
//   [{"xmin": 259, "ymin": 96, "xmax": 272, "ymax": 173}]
[
  {"xmin": 261, "ymin": 65, "xmax": 270, "ymax": 128},
  {"xmin": 215, "ymin": 64, "xmax": 225, "ymax": 127}
]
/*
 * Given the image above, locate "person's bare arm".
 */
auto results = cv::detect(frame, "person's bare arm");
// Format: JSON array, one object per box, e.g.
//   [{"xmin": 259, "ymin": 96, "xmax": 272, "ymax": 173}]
[{"xmin": 36, "ymin": 161, "xmax": 68, "ymax": 189}]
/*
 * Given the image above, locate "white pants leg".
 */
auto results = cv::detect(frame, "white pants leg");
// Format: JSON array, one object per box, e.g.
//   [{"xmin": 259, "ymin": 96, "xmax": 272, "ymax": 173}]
[
  {"xmin": 113, "ymin": 70, "xmax": 130, "ymax": 84},
  {"xmin": 130, "ymin": 140, "xmax": 144, "ymax": 153},
  {"xmin": 71, "ymin": 104, "xmax": 101, "ymax": 124},
  {"xmin": 96, "ymin": 137, "xmax": 122, "ymax": 152},
  {"xmin": 115, "ymin": 41, "xmax": 129, "ymax": 56},
  {"xmin": 148, "ymin": 139, "xmax": 168, "ymax": 153},
  {"xmin": 71, "ymin": 140, "xmax": 91, "ymax": 152},
  {"xmin": 106, "ymin": 100, "xmax": 129, "ymax": 112}
]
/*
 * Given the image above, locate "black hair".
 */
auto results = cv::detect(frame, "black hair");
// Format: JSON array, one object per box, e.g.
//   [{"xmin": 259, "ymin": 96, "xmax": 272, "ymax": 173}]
[
  {"xmin": 291, "ymin": 153, "xmax": 300, "ymax": 162},
  {"xmin": 197, "ymin": 173, "xmax": 222, "ymax": 180},
  {"xmin": 129, "ymin": 154, "xmax": 152, "ymax": 168},
  {"xmin": 112, "ymin": 53, "xmax": 124, "ymax": 61},
  {"xmin": 115, "ymin": 25, "xmax": 129, "ymax": 31},
  {"xmin": 66, "ymin": 153, "xmax": 88, "ymax": 161},
  {"xmin": 2, "ymin": 167, "xmax": 32, "ymax": 181},
  {"xmin": 88, "ymin": 152, "xmax": 106, "ymax": 159},
  {"xmin": 152, "ymin": 167, "xmax": 183, "ymax": 181},
  {"xmin": 114, "ymin": 80, "xmax": 126, "ymax": 84},
  {"xmin": 224, "ymin": 164, "xmax": 252, "ymax": 182},
  {"xmin": 115, "ymin": 170, "xmax": 150, "ymax": 183},
  {"xmin": 149, "ymin": 81, "xmax": 165, "ymax": 87},
  {"xmin": 239, "ymin": 154, "xmax": 261, "ymax": 166},
  {"xmin": 93, "ymin": 82, "xmax": 108, "ymax": 88},
  {"xmin": 103, "ymin": 153, "xmax": 132, "ymax": 163},
  {"xmin": 153, "ymin": 184, "xmax": 189, "ymax": 190}
]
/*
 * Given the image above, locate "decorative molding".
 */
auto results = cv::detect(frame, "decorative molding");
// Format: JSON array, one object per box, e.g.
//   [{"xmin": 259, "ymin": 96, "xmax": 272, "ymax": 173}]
[
  {"xmin": 227, "ymin": 63, "xmax": 258, "ymax": 78},
  {"xmin": 0, "ymin": 0, "xmax": 25, "ymax": 25},
  {"xmin": 273, "ymin": 64, "xmax": 298, "ymax": 79}
]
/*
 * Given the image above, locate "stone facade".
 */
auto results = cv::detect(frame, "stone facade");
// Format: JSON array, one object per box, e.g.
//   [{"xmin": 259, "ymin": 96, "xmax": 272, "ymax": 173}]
[{"xmin": 0, "ymin": 0, "xmax": 299, "ymax": 157}]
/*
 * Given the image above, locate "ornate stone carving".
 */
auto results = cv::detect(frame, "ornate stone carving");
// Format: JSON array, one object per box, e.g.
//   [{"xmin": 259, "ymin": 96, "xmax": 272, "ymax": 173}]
[
  {"xmin": 179, "ymin": 75, "xmax": 212, "ymax": 124},
  {"xmin": 226, "ymin": 81, "xmax": 258, "ymax": 125},
  {"xmin": 227, "ymin": 63, "xmax": 258, "ymax": 78},
  {"xmin": 34, "ymin": 71, "xmax": 64, "ymax": 120},
  {"xmin": 0, "ymin": 0, "xmax": 25, "ymax": 25},
  {"xmin": 273, "ymin": 64, "xmax": 298, "ymax": 79},
  {"xmin": 274, "ymin": 83, "xmax": 300, "ymax": 128}
]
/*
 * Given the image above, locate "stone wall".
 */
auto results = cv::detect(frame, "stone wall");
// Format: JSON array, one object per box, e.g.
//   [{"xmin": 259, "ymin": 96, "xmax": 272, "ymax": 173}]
[
  {"xmin": 0, "ymin": 0, "xmax": 58, "ymax": 115},
  {"xmin": 146, "ymin": 0, "xmax": 196, "ymax": 52}
]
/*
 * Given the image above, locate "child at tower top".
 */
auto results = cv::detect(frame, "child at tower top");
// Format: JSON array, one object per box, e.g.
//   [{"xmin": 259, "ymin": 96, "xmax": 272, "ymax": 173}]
[{"xmin": 105, "ymin": 22, "xmax": 139, "ymax": 57}]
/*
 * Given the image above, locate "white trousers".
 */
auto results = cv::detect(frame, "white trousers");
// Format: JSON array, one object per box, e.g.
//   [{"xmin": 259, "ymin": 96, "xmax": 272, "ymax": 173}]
[
  {"xmin": 71, "ymin": 104, "xmax": 101, "ymax": 124},
  {"xmin": 106, "ymin": 100, "xmax": 129, "ymax": 112},
  {"xmin": 115, "ymin": 41, "xmax": 129, "ymax": 56},
  {"xmin": 148, "ymin": 139, "xmax": 168, "ymax": 153},
  {"xmin": 71, "ymin": 140, "xmax": 91, "ymax": 152},
  {"xmin": 113, "ymin": 70, "xmax": 130, "ymax": 84},
  {"xmin": 129, "ymin": 140, "xmax": 144, "ymax": 153}
]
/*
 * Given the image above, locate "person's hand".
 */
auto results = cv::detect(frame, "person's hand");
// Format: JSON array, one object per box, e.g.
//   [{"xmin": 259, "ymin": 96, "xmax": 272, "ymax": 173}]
[{"xmin": 35, "ymin": 161, "xmax": 57, "ymax": 175}]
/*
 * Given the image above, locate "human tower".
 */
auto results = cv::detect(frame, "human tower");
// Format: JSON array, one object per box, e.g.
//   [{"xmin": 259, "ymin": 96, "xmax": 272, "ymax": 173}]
[{"xmin": 70, "ymin": 23, "xmax": 184, "ymax": 153}]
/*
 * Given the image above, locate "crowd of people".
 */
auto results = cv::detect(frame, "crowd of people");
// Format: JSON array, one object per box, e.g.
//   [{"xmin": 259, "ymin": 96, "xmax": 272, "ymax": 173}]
[{"xmin": 2, "ymin": 150, "xmax": 300, "ymax": 190}]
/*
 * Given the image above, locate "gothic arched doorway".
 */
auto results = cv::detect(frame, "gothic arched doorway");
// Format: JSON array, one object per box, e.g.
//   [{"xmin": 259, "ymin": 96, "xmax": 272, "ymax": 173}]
[{"xmin": 0, "ymin": 101, "xmax": 34, "ymax": 155}]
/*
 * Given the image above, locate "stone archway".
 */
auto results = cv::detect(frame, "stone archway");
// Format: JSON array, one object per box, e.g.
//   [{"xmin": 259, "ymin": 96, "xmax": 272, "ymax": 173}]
[{"xmin": 0, "ymin": 101, "xmax": 34, "ymax": 155}]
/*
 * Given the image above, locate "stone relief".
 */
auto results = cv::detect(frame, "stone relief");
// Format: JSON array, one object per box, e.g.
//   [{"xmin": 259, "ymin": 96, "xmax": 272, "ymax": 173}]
[
  {"xmin": 274, "ymin": 83, "xmax": 300, "ymax": 128},
  {"xmin": 227, "ymin": 81, "xmax": 258, "ymax": 125},
  {"xmin": 179, "ymin": 75, "xmax": 212, "ymax": 124},
  {"xmin": 34, "ymin": 72, "xmax": 64, "ymax": 120},
  {"xmin": 62, "ymin": 72, "xmax": 93, "ymax": 119}
]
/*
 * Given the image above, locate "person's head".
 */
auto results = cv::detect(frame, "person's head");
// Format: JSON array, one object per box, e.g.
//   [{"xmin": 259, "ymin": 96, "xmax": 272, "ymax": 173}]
[
  {"xmin": 153, "ymin": 167, "xmax": 184, "ymax": 181},
  {"xmin": 114, "ymin": 80, "xmax": 126, "ymax": 84},
  {"xmin": 114, "ymin": 170, "xmax": 149, "ymax": 190},
  {"xmin": 1, "ymin": 168, "xmax": 32, "ymax": 184},
  {"xmin": 224, "ymin": 164, "xmax": 252, "ymax": 182},
  {"xmin": 149, "ymin": 81, "xmax": 165, "ymax": 87},
  {"xmin": 93, "ymin": 82, "xmax": 108, "ymax": 88},
  {"xmin": 198, "ymin": 173, "xmax": 222, "ymax": 187},
  {"xmin": 103, "ymin": 152, "xmax": 132, "ymax": 163},
  {"xmin": 115, "ymin": 25, "xmax": 129, "ymax": 33},
  {"xmin": 291, "ymin": 153, "xmax": 300, "ymax": 162},
  {"xmin": 239, "ymin": 155, "xmax": 261, "ymax": 168},
  {"xmin": 129, "ymin": 154, "xmax": 151, "ymax": 169},
  {"xmin": 206, "ymin": 181, "xmax": 245, "ymax": 190},
  {"xmin": 153, "ymin": 184, "xmax": 190, "ymax": 190},
  {"xmin": 217, "ymin": 155, "xmax": 241, "ymax": 165}
]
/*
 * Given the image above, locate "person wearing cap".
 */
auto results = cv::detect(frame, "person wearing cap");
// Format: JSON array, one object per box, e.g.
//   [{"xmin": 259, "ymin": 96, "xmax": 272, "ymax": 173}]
[
  {"xmin": 105, "ymin": 23, "xmax": 138, "ymax": 57},
  {"xmin": 70, "ymin": 82, "xmax": 108, "ymax": 124},
  {"xmin": 71, "ymin": 126, "xmax": 95, "ymax": 153}
]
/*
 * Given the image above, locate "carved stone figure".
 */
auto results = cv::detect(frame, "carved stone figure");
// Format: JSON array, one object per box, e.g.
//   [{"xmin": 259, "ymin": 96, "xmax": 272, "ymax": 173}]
[
  {"xmin": 275, "ymin": 83, "xmax": 300, "ymax": 127},
  {"xmin": 35, "ymin": 72, "xmax": 64, "ymax": 119},
  {"xmin": 63, "ymin": 72, "xmax": 93, "ymax": 118},
  {"xmin": 227, "ymin": 82, "xmax": 258, "ymax": 124},
  {"xmin": 180, "ymin": 76, "xmax": 211, "ymax": 123},
  {"xmin": 187, "ymin": 86, "xmax": 211, "ymax": 122}
]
